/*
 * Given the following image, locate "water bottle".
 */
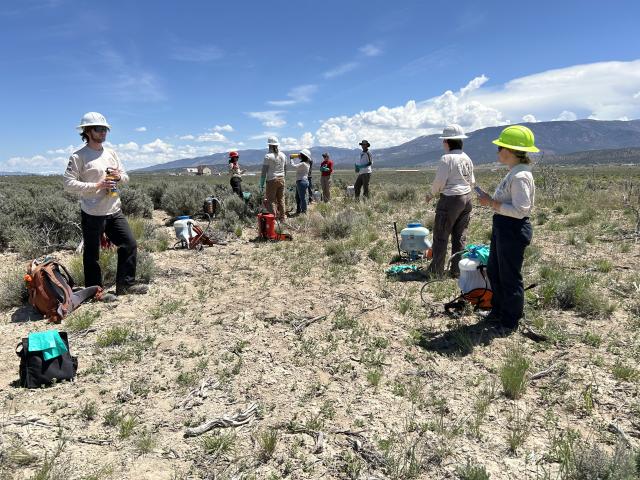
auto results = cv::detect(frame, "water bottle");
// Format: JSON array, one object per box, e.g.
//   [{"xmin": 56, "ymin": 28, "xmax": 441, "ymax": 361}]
[{"xmin": 105, "ymin": 168, "xmax": 119, "ymax": 197}]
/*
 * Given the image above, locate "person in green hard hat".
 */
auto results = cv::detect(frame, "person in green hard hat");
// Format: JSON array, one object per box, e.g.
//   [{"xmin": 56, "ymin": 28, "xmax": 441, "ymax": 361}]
[{"xmin": 476, "ymin": 125, "xmax": 538, "ymax": 333}]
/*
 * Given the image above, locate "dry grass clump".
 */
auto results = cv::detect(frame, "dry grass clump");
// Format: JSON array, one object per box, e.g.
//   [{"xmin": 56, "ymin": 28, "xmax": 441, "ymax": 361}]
[
  {"xmin": 538, "ymin": 265, "xmax": 615, "ymax": 317},
  {"xmin": 499, "ymin": 348, "xmax": 530, "ymax": 399}
]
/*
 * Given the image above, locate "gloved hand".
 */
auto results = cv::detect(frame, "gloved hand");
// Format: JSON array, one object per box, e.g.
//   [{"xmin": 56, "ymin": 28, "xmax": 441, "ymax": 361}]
[
  {"xmin": 259, "ymin": 176, "xmax": 266, "ymax": 190},
  {"xmin": 355, "ymin": 164, "xmax": 360, "ymax": 173}
]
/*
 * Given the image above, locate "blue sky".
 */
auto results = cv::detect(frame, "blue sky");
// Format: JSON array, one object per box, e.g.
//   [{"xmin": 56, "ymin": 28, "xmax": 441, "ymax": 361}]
[{"xmin": 2, "ymin": 0, "xmax": 640, "ymax": 172}]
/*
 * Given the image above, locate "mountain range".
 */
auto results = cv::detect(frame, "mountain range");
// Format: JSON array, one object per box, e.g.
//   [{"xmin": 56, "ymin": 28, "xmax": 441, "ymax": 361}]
[{"xmin": 135, "ymin": 119, "xmax": 640, "ymax": 172}]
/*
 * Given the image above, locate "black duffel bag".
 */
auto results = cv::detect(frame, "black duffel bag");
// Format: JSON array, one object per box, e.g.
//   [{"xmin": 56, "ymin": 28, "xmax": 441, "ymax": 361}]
[{"xmin": 16, "ymin": 331, "xmax": 78, "ymax": 388}]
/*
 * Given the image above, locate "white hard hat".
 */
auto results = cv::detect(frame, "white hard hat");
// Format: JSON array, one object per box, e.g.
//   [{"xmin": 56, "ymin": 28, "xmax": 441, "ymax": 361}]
[
  {"xmin": 267, "ymin": 136, "xmax": 280, "ymax": 146},
  {"xmin": 300, "ymin": 148, "xmax": 312, "ymax": 160},
  {"xmin": 77, "ymin": 112, "xmax": 111, "ymax": 132},
  {"xmin": 439, "ymin": 124, "xmax": 467, "ymax": 139}
]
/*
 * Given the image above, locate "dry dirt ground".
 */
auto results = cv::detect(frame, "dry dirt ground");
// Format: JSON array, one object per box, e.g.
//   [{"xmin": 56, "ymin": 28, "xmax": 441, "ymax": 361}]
[{"xmin": 1, "ymin": 200, "xmax": 639, "ymax": 480}]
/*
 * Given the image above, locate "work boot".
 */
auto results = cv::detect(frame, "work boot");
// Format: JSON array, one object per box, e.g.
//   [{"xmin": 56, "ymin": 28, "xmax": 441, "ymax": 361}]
[
  {"xmin": 116, "ymin": 283, "xmax": 149, "ymax": 296},
  {"xmin": 100, "ymin": 292, "xmax": 119, "ymax": 303}
]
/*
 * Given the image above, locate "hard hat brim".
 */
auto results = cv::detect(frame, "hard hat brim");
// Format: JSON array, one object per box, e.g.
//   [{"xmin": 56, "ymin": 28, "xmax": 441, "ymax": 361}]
[
  {"xmin": 439, "ymin": 134, "xmax": 468, "ymax": 139},
  {"xmin": 268, "ymin": 141, "xmax": 279, "ymax": 146},
  {"xmin": 492, "ymin": 139, "xmax": 540, "ymax": 153}
]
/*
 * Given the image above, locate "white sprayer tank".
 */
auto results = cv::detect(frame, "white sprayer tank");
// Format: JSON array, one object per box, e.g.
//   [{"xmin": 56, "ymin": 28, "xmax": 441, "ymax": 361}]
[
  {"xmin": 458, "ymin": 257, "xmax": 491, "ymax": 294},
  {"xmin": 173, "ymin": 216, "xmax": 196, "ymax": 244},
  {"xmin": 400, "ymin": 223, "xmax": 432, "ymax": 257},
  {"xmin": 346, "ymin": 185, "xmax": 355, "ymax": 198}
]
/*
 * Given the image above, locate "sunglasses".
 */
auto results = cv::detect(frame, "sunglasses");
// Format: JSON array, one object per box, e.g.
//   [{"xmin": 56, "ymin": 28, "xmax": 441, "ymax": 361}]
[
  {"xmin": 92, "ymin": 126, "xmax": 109, "ymax": 133},
  {"xmin": 497, "ymin": 146, "xmax": 504, "ymax": 152}
]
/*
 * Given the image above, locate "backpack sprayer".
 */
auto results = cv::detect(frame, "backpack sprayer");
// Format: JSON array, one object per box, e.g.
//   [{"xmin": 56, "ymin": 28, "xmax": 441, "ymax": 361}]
[
  {"xmin": 172, "ymin": 196, "xmax": 224, "ymax": 250},
  {"xmin": 420, "ymin": 244, "xmax": 492, "ymax": 316}
]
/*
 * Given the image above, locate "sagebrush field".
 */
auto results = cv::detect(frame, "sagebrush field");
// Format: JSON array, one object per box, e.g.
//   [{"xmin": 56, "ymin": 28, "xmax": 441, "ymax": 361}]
[{"xmin": 1, "ymin": 165, "xmax": 639, "ymax": 480}]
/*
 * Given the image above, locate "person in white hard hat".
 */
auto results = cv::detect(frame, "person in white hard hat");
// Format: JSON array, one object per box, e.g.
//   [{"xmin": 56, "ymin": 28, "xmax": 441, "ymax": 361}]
[
  {"xmin": 290, "ymin": 149, "xmax": 312, "ymax": 214},
  {"xmin": 354, "ymin": 140, "xmax": 373, "ymax": 199},
  {"xmin": 259, "ymin": 136, "xmax": 287, "ymax": 221},
  {"xmin": 425, "ymin": 124, "xmax": 475, "ymax": 278},
  {"xmin": 63, "ymin": 112, "xmax": 148, "ymax": 298}
]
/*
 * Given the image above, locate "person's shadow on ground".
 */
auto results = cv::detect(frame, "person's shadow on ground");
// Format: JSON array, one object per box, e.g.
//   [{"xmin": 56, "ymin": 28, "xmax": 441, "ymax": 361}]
[
  {"xmin": 11, "ymin": 305, "xmax": 43, "ymax": 323},
  {"xmin": 416, "ymin": 319, "xmax": 513, "ymax": 357}
]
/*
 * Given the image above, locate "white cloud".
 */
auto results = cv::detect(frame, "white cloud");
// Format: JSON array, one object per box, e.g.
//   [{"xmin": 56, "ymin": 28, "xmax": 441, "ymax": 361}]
[
  {"xmin": 247, "ymin": 111, "xmax": 286, "ymax": 128},
  {"xmin": 553, "ymin": 110, "xmax": 577, "ymax": 121},
  {"xmin": 323, "ymin": 62, "xmax": 359, "ymax": 79},
  {"xmin": 314, "ymin": 59, "xmax": 640, "ymax": 148},
  {"xmin": 141, "ymin": 138, "xmax": 173, "ymax": 154},
  {"xmin": 179, "ymin": 134, "xmax": 195, "ymax": 140},
  {"xmin": 214, "ymin": 124, "xmax": 234, "ymax": 132},
  {"xmin": 359, "ymin": 44, "xmax": 382, "ymax": 57},
  {"xmin": 135, "ymin": 126, "xmax": 147, "ymax": 132},
  {"xmin": 269, "ymin": 85, "xmax": 318, "ymax": 106},
  {"xmin": 280, "ymin": 132, "xmax": 315, "ymax": 150},
  {"xmin": 297, "ymin": 122, "xmax": 304, "ymax": 128},
  {"xmin": 46, "ymin": 145, "xmax": 76, "ymax": 155},
  {"xmin": 196, "ymin": 131, "xmax": 228, "ymax": 142},
  {"xmin": 634, "ymin": 91, "xmax": 640, "ymax": 99},
  {"xmin": 522, "ymin": 114, "xmax": 538, "ymax": 123}
]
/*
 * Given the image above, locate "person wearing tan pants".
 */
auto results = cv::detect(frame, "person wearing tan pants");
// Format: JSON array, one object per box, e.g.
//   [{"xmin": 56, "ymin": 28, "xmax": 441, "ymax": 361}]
[
  {"xmin": 259, "ymin": 136, "xmax": 287, "ymax": 221},
  {"xmin": 425, "ymin": 125, "xmax": 475, "ymax": 278},
  {"xmin": 319, "ymin": 152, "xmax": 334, "ymax": 202}
]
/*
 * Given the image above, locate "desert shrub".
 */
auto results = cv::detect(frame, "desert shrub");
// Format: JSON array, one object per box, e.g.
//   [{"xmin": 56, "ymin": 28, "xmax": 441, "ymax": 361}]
[
  {"xmin": 220, "ymin": 211, "xmax": 240, "ymax": 233},
  {"xmin": 161, "ymin": 183, "xmax": 212, "ymax": 216},
  {"xmin": 573, "ymin": 442, "xmax": 638, "ymax": 480},
  {"xmin": 0, "ymin": 185, "xmax": 81, "ymax": 257},
  {"xmin": 0, "ymin": 266, "xmax": 28, "ymax": 309},
  {"xmin": 136, "ymin": 251, "xmax": 155, "ymax": 283},
  {"xmin": 142, "ymin": 181, "xmax": 169, "ymax": 209},
  {"xmin": 386, "ymin": 185, "xmax": 417, "ymax": 202},
  {"xmin": 316, "ymin": 210, "xmax": 363, "ymax": 239},
  {"xmin": 456, "ymin": 461, "xmax": 490, "ymax": 480},
  {"xmin": 539, "ymin": 265, "xmax": 614, "ymax": 317},
  {"xmin": 119, "ymin": 186, "xmax": 153, "ymax": 218},
  {"xmin": 223, "ymin": 195, "xmax": 251, "ymax": 220}
]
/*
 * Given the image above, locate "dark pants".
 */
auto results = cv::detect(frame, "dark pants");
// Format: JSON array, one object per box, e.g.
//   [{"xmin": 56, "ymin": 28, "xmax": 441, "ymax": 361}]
[
  {"xmin": 428, "ymin": 193, "xmax": 472, "ymax": 276},
  {"xmin": 307, "ymin": 176, "xmax": 314, "ymax": 202},
  {"xmin": 487, "ymin": 214, "xmax": 533, "ymax": 327},
  {"xmin": 230, "ymin": 177, "xmax": 243, "ymax": 198},
  {"xmin": 81, "ymin": 210, "xmax": 138, "ymax": 289},
  {"xmin": 354, "ymin": 173, "xmax": 371, "ymax": 198}
]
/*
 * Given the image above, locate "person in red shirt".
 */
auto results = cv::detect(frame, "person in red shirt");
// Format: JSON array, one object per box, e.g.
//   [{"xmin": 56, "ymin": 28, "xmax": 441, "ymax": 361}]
[{"xmin": 319, "ymin": 152, "xmax": 334, "ymax": 202}]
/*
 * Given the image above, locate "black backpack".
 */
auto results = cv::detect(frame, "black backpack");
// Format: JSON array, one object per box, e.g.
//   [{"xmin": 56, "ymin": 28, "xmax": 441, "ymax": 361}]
[{"xmin": 16, "ymin": 331, "xmax": 78, "ymax": 388}]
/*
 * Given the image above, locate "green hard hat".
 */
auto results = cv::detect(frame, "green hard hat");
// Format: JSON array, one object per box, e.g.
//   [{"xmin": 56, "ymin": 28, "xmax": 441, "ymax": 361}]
[{"xmin": 492, "ymin": 125, "xmax": 540, "ymax": 153}]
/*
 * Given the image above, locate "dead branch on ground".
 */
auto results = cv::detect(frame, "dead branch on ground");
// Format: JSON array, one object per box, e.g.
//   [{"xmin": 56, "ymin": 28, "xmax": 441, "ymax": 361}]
[{"xmin": 184, "ymin": 403, "xmax": 258, "ymax": 437}]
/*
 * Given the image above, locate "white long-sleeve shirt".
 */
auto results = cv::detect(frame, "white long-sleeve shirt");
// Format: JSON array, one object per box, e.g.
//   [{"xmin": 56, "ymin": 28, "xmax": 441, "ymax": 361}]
[
  {"xmin": 63, "ymin": 144, "xmax": 129, "ymax": 216},
  {"xmin": 262, "ymin": 152, "xmax": 286, "ymax": 180},
  {"xmin": 290, "ymin": 158, "xmax": 310, "ymax": 181},
  {"xmin": 431, "ymin": 150, "xmax": 475, "ymax": 196},
  {"xmin": 492, "ymin": 163, "xmax": 535, "ymax": 219}
]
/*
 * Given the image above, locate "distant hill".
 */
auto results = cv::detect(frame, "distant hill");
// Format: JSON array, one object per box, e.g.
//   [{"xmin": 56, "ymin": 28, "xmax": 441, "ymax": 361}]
[
  {"xmin": 135, "ymin": 119, "xmax": 640, "ymax": 172},
  {"xmin": 544, "ymin": 147, "xmax": 640, "ymax": 165}
]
